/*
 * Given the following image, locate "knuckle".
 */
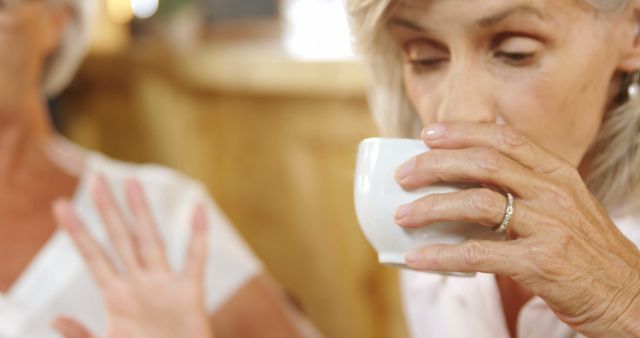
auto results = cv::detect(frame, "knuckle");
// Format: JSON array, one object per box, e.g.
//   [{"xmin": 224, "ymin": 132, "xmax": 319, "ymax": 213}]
[
  {"xmin": 543, "ymin": 154, "xmax": 576, "ymax": 176},
  {"xmin": 468, "ymin": 189, "xmax": 498, "ymax": 216},
  {"xmin": 526, "ymin": 235, "xmax": 568, "ymax": 275},
  {"xmin": 425, "ymin": 247, "xmax": 444, "ymax": 267},
  {"xmin": 498, "ymin": 126, "xmax": 527, "ymax": 149},
  {"xmin": 476, "ymin": 148, "xmax": 502, "ymax": 172},
  {"xmin": 413, "ymin": 198, "xmax": 434, "ymax": 219},
  {"xmin": 544, "ymin": 182, "xmax": 576, "ymax": 208},
  {"xmin": 422, "ymin": 193, "xmax": 440, "ymax": 209},
  {"xmin": 554, "ymin": 230, "xmax": 574, "ymax": 249},
  {"xmin": 526, "ymin": 243, "xmax": 553, "ymax": 269},
  {"xmin": 560, "ymin": 165, "xmax": 583, "ymax": 184},
  {"xmin": 423, "ymin": 150, "xmax": 445, "ymax": 168},
  {"xmin": 461, "ymin": 241, "xmax": 488, "ymax": 267}
]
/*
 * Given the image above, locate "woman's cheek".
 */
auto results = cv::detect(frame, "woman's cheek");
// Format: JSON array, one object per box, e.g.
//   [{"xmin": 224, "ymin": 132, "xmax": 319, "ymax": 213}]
[{"xmin": 497, "ymin": 78, "xmax": 585, "ymax": 162}]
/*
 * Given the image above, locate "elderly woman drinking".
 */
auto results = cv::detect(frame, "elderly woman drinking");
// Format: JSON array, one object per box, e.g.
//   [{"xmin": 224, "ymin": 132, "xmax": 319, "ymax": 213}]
[{"xmin": 347, "ymin": 0, "xmax": 640, "ymax": 337}]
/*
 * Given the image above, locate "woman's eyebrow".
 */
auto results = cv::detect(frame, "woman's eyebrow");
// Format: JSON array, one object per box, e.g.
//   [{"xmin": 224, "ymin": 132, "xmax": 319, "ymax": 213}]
[
  {"xmin": 388, "ymin": 4, "xmax": 547, "ymax": 32},
  {"xmin": 387, "ymin": 17, "xmax": 428, "ymax": 32},
  {"xmin": 476, "ymin": 5, "xmax": 548, "ymax": 28}
]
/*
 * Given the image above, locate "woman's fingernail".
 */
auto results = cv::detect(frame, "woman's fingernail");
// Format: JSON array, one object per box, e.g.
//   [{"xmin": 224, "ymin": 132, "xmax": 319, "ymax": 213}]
[
  {"xmin": 396, "ymin": 158, "xmax": 416, "ymax": 179},
  {"xmin": 423, "ymin": 123, "xmax": 446, "ymax": 140},
  {"xmin": 405, "ymin": 251, "xmax": 421, "ymax": 264},
  {"xmin": 395, "ymin": 203, "xmax": 413, "ymax": 220}
]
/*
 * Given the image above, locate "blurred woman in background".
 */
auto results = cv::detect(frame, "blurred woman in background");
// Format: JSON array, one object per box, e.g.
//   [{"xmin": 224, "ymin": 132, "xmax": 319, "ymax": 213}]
[{"xmin": 0, "ymin": 0, "xmax": 316, "ymax": 337}]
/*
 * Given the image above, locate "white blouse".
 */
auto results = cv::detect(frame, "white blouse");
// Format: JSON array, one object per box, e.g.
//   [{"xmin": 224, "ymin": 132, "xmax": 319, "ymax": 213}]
[
  {"xmin": 402, "ymin": 211, "xmax": 640, "ymax": 338},
  {"xmin": 0, "ymin": 152, "xmax": 261, "ymax": 338}
]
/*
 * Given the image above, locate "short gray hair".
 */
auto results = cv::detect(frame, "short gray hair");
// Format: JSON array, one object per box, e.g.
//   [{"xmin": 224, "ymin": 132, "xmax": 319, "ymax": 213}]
[
  {"xmin": 43, "ymin": 0, "xmax": 97, "ymax": 97},
  {"xmin": 347, "ymin": 0, "xmax": 639, "ymax": 209}
]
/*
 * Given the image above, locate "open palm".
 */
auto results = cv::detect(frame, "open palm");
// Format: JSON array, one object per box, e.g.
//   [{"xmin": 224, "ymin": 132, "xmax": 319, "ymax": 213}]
[{"xmin": 52, "ymin": 176, "xmax": 213, "ymax": 338}]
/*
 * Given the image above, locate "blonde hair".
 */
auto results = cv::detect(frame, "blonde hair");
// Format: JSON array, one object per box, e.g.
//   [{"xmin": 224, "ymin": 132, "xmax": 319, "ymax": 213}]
[
  {"xmin": 43, "ymin": 0, "xmax": 97, "ymax": 97},
  {"xmin": 347, "ymin": 0, "xmax": 639, "ymax": 209}
]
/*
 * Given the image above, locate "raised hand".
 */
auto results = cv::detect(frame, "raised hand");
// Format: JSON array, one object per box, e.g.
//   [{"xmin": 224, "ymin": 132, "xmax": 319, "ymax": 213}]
[{"xmin": 52, "ymin": 175, "xmax": 214, "ymax": 338}]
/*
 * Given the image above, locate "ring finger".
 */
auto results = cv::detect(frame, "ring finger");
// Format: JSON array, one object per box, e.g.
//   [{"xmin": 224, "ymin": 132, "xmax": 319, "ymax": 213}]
[{"xmin": 395, "ymin": 188, "xmax": 540, "ymax": 237}]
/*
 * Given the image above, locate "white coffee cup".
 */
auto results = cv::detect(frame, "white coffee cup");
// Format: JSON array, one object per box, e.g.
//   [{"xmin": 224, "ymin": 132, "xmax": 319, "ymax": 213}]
[{"xmin": 354, "ymin": 138, "xmax": 504, "ymax": 269}]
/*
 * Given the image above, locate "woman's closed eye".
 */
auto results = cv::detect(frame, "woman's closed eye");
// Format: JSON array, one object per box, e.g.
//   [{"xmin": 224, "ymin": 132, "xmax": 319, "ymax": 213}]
[
  {"xmin": 409, "ymin": 57, "xmax": 449, "ymax": 68},
  {"xmin": 404, "ymin": 40, "xmax": 449, "ymax": 70},
  {"xmin": 492, "ymin": 35, "xmax": 544, "ymax": 66}
]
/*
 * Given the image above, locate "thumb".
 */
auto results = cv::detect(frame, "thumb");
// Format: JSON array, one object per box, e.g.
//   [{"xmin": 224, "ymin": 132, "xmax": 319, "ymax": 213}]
[{"xmin": 52, "ymin": 316, "xmax": 96, "ymax": 338}]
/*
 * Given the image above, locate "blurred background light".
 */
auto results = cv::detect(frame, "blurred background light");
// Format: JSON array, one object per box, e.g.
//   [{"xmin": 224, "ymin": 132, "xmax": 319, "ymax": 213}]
[
  {"xmin": 283, "ymin": 0, "xmax": 355, "ymax": 61},
  {"xmin": 131, "ymin": 0, "xmax": 159, "ymax": 19}
]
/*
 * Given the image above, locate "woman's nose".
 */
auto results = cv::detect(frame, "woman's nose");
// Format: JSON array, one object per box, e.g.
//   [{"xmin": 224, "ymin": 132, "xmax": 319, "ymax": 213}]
[{"xmin": 436, "ymin": 68, "xmax": 497, "ymax": 124}]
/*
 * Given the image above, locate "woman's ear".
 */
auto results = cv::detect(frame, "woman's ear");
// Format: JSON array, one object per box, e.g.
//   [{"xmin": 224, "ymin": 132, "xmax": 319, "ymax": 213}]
[
  {"xmin": 42, "ymin": 5, "xmax": 72, "ymax": 55},
  {"xmin": 617, "ymin": 5, "xmax": 640, "ymax": 72}
]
